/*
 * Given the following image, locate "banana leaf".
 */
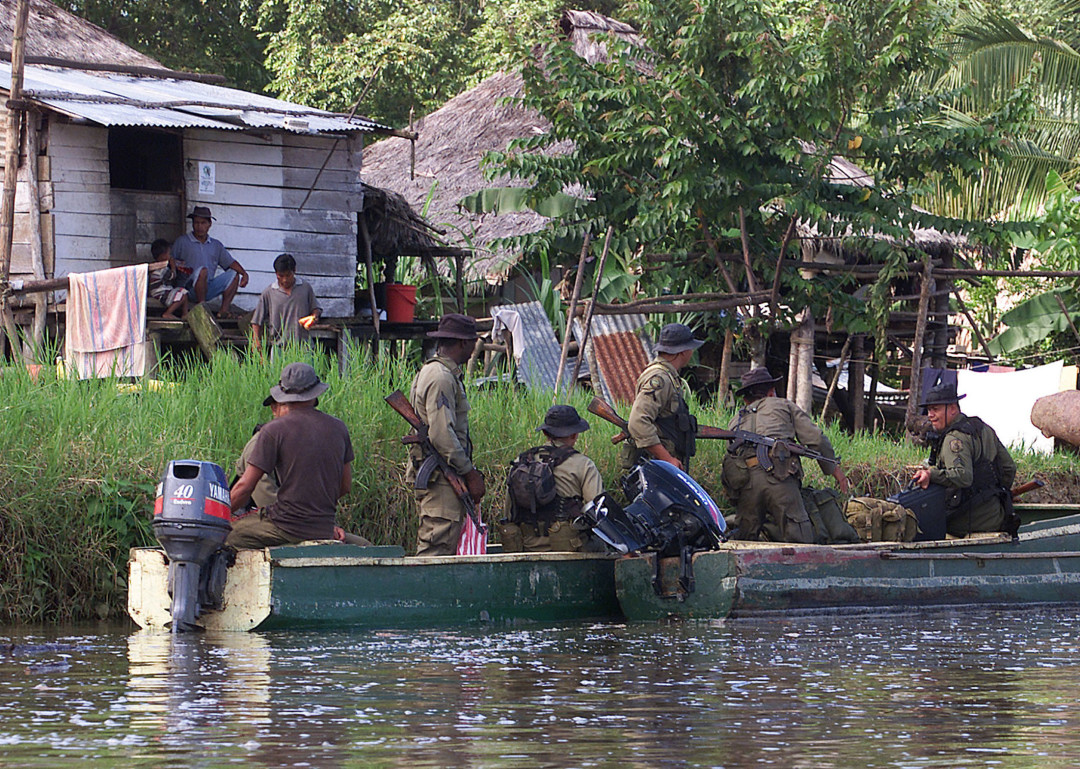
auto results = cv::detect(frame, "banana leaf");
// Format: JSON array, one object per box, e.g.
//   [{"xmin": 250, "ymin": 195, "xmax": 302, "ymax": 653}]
[{"xmin": 987, "ymin": 287, "xmax": 1080, "ymax": 354}]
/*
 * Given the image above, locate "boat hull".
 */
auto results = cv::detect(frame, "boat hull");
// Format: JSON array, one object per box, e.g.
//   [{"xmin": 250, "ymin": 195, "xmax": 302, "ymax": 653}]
[
  {"xmin": 616, "ymin": 512, "xmax": 1080, "ymax": 621},
  {"xmin": 128, "ymin": 544, "xmax": 620, "ymax": 631}
]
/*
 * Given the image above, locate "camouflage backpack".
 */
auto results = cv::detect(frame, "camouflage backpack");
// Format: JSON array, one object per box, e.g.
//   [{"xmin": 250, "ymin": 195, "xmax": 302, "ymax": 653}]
[
  {"xmin": 845, "ymin": 496, "xmax": 918, "ymax": 542},
  {"xmin": 507, "ymin": 446, "xmax": 576, "ymax": 523}
]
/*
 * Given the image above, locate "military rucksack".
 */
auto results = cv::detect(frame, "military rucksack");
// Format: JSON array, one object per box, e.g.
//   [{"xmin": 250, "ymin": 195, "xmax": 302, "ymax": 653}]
[
  {"xmin": 507, "ymin": 446, "xmax": 577, "ymax": 522},
  {"xmin": 800, "ymin": 486, "xmax": 861, "ymax": 545},
  {"xmin": 845, "ymin": 496, "xmax": 918, "ymax": 542}
]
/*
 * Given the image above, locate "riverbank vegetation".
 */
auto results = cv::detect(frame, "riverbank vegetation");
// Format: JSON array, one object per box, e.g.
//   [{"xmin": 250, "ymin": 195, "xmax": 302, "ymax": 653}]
[{"xmin": 2, "ymin": 345, "xmax": 1078, "ymax": 624}]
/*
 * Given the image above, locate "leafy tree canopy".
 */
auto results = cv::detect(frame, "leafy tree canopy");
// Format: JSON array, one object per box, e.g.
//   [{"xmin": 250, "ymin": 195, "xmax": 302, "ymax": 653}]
[
  {"xmin": 255, "ymin": 0, "xmax": 619, "ymax": 126},
  {"xmin": 64, "ymin": 0, "xmax": 270, "ymax": 92},
  {"xmin": 488, "ymin": 0, "xmax": 1038, "ymax": 335}
]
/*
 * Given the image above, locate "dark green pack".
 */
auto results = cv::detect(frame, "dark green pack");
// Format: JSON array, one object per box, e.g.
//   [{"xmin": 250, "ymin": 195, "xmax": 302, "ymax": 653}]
[{"xmin": 801, "ymin": 486, "xmax": 861, "ymax": 545}]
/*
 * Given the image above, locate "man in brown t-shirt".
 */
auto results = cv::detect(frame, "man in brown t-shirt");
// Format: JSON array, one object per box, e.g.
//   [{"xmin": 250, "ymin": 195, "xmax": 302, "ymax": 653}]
[{"xmin": 228, "ymin": 362, "xmax": 354, "ymax": 548}]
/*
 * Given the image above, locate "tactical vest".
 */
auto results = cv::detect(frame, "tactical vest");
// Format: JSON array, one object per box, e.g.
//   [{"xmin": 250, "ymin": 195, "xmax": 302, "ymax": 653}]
[
  {"xmin": 929, "ymin": 416, "xmax": 1017, "ymax": 534},
  {"xmin": 507, "ymin": 445, "xmax": 583, "ymax": 530},
  {"xmin": 655, "ymin": 394, "xmax": 697, "ymax": 468}
]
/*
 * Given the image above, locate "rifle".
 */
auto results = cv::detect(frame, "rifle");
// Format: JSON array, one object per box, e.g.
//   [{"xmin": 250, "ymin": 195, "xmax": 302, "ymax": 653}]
[
  {"xmin": 1011, "ymin": 479, "xmax": 1044, "ymax": 500},
  {"xmin": 385, "ymin": 390, "xmax": 482, "ymax": 528},
  {"xmin": 587, "ymin": 396, "xmax": 839, "ymax": 472}
]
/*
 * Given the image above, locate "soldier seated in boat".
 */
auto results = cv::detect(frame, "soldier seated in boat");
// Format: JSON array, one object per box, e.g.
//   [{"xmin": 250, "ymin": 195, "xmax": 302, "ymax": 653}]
[
  {"xmin": 500, "ymin": 405, "xmax": 604, "ymax": 553},
  {"xmin": 911, "ymin": 382, "xmax": 1017, "ymax": 537},
  {"xmin": 227, "ymin": 363, "xmax": 355, "ymax": 549},
  {"xmin": 721, "ymin": 367, "xmax": 849, "ymax": 543}
]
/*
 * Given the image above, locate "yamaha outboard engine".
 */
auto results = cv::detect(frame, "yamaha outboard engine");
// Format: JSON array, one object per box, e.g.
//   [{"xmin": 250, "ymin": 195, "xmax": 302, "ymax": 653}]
[
  {"xmin": 584, "ymin": 460, "xmax": 725, "ymax": 596},
  {"xmin": 152, "ymin": 460, "xmax": 233, "ymax": 632}
]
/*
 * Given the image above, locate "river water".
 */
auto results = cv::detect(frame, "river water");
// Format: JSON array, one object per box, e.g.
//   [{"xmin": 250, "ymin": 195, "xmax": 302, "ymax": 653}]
[{"xmin": 1, "ymin": 608, "xmax": 1080, "ymax": 768}]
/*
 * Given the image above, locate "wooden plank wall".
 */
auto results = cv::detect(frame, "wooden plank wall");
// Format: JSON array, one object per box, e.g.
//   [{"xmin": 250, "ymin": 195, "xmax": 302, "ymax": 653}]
[
  {"xmin": 50, "ymin": 122, "xmax": 112, "ymax": 278},
  {"xmin": 3, "ymin": 108, "xmax": 56, "ymax": 290},
  {"xmin": 183, "ymin": 129, "xmax": 363, "ymax": 317},
  {"xmin": 46, "ymin": 121, "xmax": 364, "ymax": 317}
]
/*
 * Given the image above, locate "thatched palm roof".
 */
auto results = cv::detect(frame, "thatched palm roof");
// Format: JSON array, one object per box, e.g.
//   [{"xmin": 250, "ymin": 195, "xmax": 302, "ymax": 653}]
[
  {"xmin": 360, "ymin": 11, "xmax": 642, "ymax": 282},
  {"xmin": 0, "ymin": 0, "xmax": 162, "ymax": 69}
]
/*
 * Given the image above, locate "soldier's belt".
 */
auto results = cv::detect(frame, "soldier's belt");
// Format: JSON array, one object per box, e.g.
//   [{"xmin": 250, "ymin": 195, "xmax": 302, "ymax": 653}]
[{"xmin": 745, "ymin": 456, "xmax": 760, "ymax": 468}]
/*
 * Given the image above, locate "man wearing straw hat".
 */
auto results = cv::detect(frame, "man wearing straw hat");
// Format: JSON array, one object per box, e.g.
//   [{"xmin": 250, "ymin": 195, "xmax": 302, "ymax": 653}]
[
  {"xmin": 407, "ymin": 313, "xmax": 486, "ymax": 556},
  {"xmin": 619, "ymin": 323, "xmax": 703, "ymax": 473},
  {"xmin": 500, "ymin": 405, "xmax": 604, "ymax": 553},
  {"xmin": 911, "ymin": 381, "xmax": 1016, "ymax": 537},
  {"xmin": 227, "ymin": 362, "xmax": 354, "ymax": 549},
  {"xmin": 721, "ymin": 367, "xmax": 849, "ymax": 543},
  {"xmin": 172, "ymin": 205, "xmax": 249, "ymax": 319}
]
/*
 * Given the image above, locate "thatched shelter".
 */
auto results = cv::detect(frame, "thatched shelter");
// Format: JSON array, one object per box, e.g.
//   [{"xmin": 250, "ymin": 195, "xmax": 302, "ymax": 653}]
[
  {"xmin": 0, "ymin": 0, "xmax": 162, "ymax": 69},
  {"xmin": 360, "ymin": 11, "xmax": 642, "ymax": 284}
]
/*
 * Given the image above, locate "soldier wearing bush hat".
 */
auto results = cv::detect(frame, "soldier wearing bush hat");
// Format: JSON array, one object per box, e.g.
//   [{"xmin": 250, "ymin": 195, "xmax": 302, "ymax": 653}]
[
  {"xmin": 407, "ymin": 313, "xmax": 485, "ymax": 556},
  {"xmin": 619, "ymin": 323, "xmax": 703, "ymax": 472},
  {"xmin": 500, "ymin": 405, "xmax": 604, "ymax": 554},
  {"xmin": 912, "ymin": 378, "xmax": 1017, "ymax": 537},
  {"xmin": 721, "ymin": 367, "xmax": 849, "ymax": 544}
]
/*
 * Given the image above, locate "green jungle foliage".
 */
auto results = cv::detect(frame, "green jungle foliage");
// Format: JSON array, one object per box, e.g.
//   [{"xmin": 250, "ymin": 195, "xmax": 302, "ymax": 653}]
[
  {"xmin": 1, "ymin": 345, "xmax": 1078, "ymax": 623},
  {"xmin": 487, "ymin": 0, "xmax": 1040, "ymax": 352}
]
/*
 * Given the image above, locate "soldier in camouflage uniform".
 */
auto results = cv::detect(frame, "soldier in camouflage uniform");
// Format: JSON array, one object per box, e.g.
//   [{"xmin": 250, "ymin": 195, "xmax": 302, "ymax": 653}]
[
  {"xmin": 407, "ymin": 314, "xmax": 486, "ymax": 556},
  {"xmin": 500, "ymin": 405, "xmax": 605, "ymax": 553},
  {"xmin": 620, "ymin": 324, "xmax": 703, "ymax": 472},
  {"xmin": 912, "ymin": 382, "xmax": 1016, "ymax": 537},
  {"xmin": 721, "ymin": 367, "xmax": 849, "ymax": 543}
]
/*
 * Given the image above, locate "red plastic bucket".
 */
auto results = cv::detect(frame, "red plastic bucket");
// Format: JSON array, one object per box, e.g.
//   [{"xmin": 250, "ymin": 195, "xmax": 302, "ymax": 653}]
[{"xmin": 385, "ymin": 283, "xmax": 417, "ymax": 323}]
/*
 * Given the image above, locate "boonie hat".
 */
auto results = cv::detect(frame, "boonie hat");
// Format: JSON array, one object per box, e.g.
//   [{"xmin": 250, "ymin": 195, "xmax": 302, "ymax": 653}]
[
  {"xmin": 735, "ymin": 367, "xmax": 783, "ymax": 396},
  {"xmin": 537, "ymin": 405, "xmax": 590, "ymax": 438},
  {"xmin": 263, "ymin": 362, "xmax": 329, "ymax": 406},
  {"xmin": 427, "ymin": 313, "xmax": 478, "ymax": 340},
  {"xmin": 919, "ymin": 382, "xmax": 966, "ymax": 408},
  {"xmin": 654, "ymin": 323, "xmax": 704, "ymax": 354},
  {"xmin": 187, "ymin": 205, "xmax": 215, "ymax": 220}
]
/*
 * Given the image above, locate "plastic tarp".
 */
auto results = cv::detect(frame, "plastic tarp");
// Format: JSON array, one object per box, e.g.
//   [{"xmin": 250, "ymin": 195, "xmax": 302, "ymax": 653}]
[{"xmin": 956, "ymin": 362, "xmax": 1069, "ymax": 454}]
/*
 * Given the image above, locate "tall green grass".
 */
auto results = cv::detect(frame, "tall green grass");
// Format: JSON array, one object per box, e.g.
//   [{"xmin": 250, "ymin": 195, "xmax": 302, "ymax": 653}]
[{"xmin": 1, "ymin": 341, "xmax": 1078, "ymax": 623}]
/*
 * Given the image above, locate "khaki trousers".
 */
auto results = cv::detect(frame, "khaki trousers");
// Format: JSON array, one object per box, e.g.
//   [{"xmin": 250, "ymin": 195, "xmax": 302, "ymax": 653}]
[
  {"xmin": 414, "ymin": 478, "xmax": 464, "ymax": 556},
  {"xmin": 226, "ymin": 512, "xmax": 301, "ymax": 549}
]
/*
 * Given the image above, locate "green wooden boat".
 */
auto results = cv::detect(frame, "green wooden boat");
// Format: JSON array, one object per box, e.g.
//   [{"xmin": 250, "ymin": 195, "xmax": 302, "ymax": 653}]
[
  {"xmin": 616, "ymin": 505, "xmax": 1080, "ymax": 621},
  {"xmin": 128, "ymin": 543, "xmax": 620, "ymax": 631}
]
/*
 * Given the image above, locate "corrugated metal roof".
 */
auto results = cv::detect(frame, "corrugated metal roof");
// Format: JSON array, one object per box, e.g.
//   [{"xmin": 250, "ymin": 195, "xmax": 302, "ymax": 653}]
[
  {"xmin": 1, "ymin": 63, "xmax": 390, "ymax": 135},
  {"xmin": 572, "ymin": 313, "xmax": 652, "ymax": 403},
  {"xmin": 492, "ymin": 301, "xmax": 585, "ymax": 394}
]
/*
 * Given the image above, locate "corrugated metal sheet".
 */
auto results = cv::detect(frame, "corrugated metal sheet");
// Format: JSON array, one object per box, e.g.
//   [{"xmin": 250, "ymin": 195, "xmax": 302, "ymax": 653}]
[
  {"xmin": 572, "ymin": 313, "xmax": 652, "ymax": 403},
  {"xmin": 492, "ymin": 301, "xmax": 585, "ymax": 393},
  {"xmin": 0, "ymin": 63, "xmax": 389, "ymax": 134},
  {"xmin": 591, "ymin": 332, "xmax": 651, "ymax": 403}
]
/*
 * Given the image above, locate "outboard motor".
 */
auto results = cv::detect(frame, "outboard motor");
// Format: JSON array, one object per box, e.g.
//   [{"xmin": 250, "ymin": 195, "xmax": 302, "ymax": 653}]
[
  {"xmin": 152, "ymin": 460, "xmax": 233, "ymax": 632},
  {"xmin": 584, "ymin": 460, "xmax": 725, "ymax": 597}
]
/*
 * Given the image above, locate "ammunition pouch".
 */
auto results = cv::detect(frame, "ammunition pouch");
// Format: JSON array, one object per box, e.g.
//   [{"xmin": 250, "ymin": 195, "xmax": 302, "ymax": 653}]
[{"xmin": 656, "ymin": 404, "xmax": 697, "ymax": 468}]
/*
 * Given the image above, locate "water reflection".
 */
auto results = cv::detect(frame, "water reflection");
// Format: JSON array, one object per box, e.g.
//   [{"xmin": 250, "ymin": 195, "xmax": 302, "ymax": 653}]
[{"xmin": 2, "ymin": 610, "xmax": 1080, "ymax": 766}]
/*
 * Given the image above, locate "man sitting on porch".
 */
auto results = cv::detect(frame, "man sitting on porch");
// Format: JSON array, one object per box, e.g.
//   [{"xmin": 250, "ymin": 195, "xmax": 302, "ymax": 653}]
[{"xmin": 172, "ymin": 205, "xmax": 249, "ymax": 319}]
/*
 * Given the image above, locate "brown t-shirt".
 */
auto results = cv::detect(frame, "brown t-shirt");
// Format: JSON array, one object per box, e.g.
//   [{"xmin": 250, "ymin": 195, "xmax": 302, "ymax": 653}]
[{"xmin": 247, "ymin": 407, "xmax": 354, "ymax": 540}]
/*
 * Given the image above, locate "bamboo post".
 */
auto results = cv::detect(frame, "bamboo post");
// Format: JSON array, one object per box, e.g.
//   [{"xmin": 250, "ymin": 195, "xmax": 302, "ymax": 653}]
[
  {"xmin": 26, "ymin": 110, "xmax": 44, "ymax": 357},
  {"xmin": 553, "ymin": 231, "xmax": 590, "ymax": 400},
  {"xmin": 0, "ymin": 0, "xmax": 30, "ymax": 359},
  {"xmin": 718, "ymin": 328, "xmax": 734, "ymax": 408},
  {"xmin": 570, "ymin": 226, "xmax": 613, "ymax": 387},
  {"xmin": 822, "ymin": 334, "xmax": 852, "ymax": 422},
  {"xmin": 358, "ymin": 215, "xmax": 380, "ymax": 336},
  {"xmin": 905, "ymin": 258, "xmax": 934, "ymax": 442}
]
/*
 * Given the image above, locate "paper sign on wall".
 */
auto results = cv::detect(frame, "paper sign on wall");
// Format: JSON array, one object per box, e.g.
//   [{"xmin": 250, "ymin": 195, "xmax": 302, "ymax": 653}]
[{"xmin": 198, "ymin": 162, "xmax": 216, "ymax": 195}]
